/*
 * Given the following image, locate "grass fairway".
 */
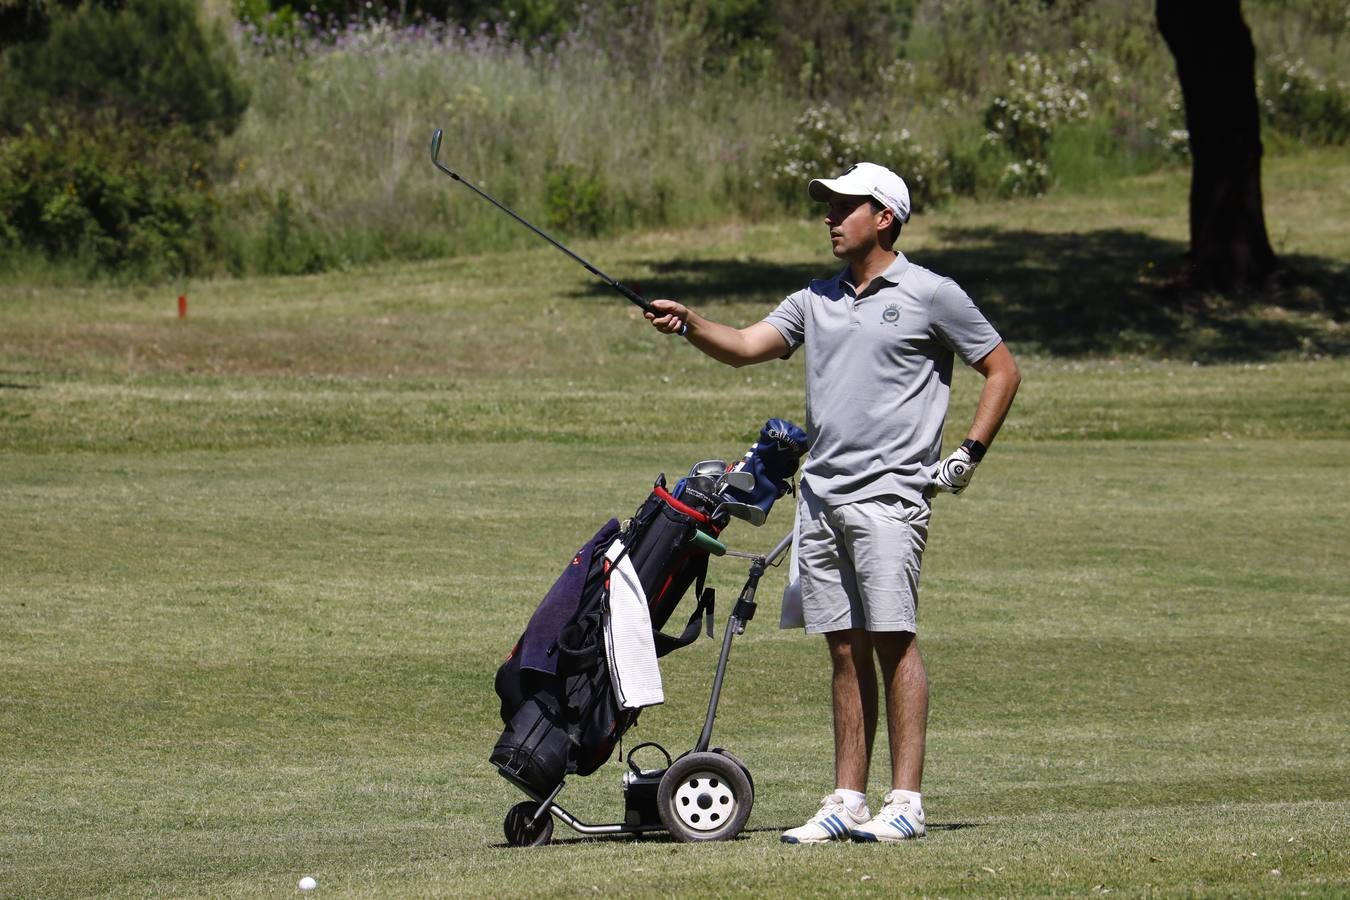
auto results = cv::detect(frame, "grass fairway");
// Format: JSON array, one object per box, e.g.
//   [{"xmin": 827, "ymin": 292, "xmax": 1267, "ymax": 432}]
[{"xmin": 3, "ymin": 154, "xmax": 1349, "ymax": 896}]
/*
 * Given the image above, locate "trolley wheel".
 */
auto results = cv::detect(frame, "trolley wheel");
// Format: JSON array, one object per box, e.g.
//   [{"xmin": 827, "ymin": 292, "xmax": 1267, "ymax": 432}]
[
  {"xmin": 711, "ymin": 747, "xmax": 754, "ymax": 798},
  {"xmin": 657, "ymin": 751, "xmax": 753, "ymax": 842},
  {"xmin": 503, "ymin": 800, "xmax": 554, "ymax": 847}
]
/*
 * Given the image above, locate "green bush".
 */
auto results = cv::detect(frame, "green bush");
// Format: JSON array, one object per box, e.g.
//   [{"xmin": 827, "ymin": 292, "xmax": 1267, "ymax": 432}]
[
  {"xmin": 544, "ymin": 165, "xmax": 609, "ymax": 237},
  {"xmin": 0, "ymin": 121, "xmax": 219, "ymax": 278},
  {"xmin": 1261, "ymin": 56, "xmax": 1350, "ymax": 144},
  {"xmin": 257, "ymin": 189, "xmax": 338, "ymax": 275},
  {"xmin": 0, "ymin": 0, "xmax": 249, "ymax": 278},
  {"xmin": 0, "ymin": 0, "xmax": 249, "ymax": 136},
  {"xmin": 996, "ymin": 157, "xmax": 1052, "ymax": 197}
]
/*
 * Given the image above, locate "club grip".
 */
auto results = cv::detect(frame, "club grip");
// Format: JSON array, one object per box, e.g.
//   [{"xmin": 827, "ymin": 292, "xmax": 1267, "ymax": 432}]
[
  {"xmin": 614, "ymin": 282, "xmax": 688, "ymax": 336},
  {"xmin": 612, "ymin": 281, "xmax": 656, "ymax": 315},
  {"xmin": 690, "ymin": 529, "xmax": 726, "ymax": 556}
]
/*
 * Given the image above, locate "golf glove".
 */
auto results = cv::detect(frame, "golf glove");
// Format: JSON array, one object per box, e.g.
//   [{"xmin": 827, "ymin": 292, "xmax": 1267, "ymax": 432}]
[{"xmin": 934, "ymin": 446, "xmax": 977, "ymax": 494}]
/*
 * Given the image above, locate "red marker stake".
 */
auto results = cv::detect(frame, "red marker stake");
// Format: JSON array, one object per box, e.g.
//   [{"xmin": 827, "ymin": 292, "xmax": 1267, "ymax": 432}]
[{"xmin": 178, "ymin": 295, "xmax": 187, "ymax": 318}]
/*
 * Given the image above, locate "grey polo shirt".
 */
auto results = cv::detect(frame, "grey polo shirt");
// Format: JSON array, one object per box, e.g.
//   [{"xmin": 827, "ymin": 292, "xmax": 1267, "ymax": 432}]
[{"xmin": 763, "ymin": 252, "xmax": 1002, "ymax": 507}]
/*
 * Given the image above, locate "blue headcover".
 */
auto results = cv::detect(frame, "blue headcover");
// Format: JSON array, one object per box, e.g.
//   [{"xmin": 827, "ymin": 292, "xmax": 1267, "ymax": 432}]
[{"xmin": 724, "ymin": 418, "xmax": 808, "ymax": 513}]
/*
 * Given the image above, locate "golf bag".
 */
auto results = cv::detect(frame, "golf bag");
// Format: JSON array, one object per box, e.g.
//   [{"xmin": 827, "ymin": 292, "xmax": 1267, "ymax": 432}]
[
  {"xmin": 490, "ymin": 420, "xmax": 809, "ymax": 796},
  {"xmin": 490, "ymin": 482, "xmax": 720, "ymax": 794}
]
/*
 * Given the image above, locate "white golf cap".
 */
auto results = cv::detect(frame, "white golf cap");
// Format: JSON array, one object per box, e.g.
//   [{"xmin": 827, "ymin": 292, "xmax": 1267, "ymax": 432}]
[{"xmin": 808, "ymin": 162, "xmax": 911, "ymax": 223}]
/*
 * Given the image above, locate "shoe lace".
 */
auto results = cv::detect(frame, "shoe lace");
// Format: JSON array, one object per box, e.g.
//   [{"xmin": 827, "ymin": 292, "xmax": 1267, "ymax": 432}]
[
  {"xmin": 878, "ymin": 794, "xmax": 918, "ymax": 820},
  {"xmin": 809, "ymin": 794, "xmax": 849, "ymax": 823}
]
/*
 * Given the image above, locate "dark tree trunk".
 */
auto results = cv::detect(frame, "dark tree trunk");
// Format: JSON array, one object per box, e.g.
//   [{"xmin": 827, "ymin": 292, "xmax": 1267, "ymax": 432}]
[{"xmin": 1157, "ymin": 0, "xmax": 1278, "ymax": 291}]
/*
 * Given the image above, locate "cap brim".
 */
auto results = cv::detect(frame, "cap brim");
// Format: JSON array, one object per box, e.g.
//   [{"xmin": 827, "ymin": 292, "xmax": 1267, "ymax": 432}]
[{"xmin": 808, "ymin": 178, "xmax": 869, "ymax": 203}]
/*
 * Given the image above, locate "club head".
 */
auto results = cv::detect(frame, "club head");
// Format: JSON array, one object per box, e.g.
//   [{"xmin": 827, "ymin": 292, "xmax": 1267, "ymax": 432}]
[
  {"xmin": 688, "ymin": 459, "xmax": 728, "ymax": 479},
  {"xmin": 716, "ymin": 470, "xmax": 756, "ymax": 495},
  {"xmin": 712, "ymin": 500, "xmax": 767, "ymax": 527},
  {"xmin": 430, "ymin": 128, "xmax": 443, "ymax": 163},
  {"xmin": 682, "ymin": 475, "xmax": 719, "ymax": 501}
]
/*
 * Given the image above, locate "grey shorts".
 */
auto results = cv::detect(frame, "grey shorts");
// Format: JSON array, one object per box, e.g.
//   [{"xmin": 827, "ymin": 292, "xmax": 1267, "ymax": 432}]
[{"xmin": 797, "ymin": 485, "xmax": 931, "ymax": 634}]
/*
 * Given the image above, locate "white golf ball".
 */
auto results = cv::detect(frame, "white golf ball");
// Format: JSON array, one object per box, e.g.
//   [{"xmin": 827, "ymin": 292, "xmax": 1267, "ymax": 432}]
[{"xmin": 298, "ymin": 875, "xmax": 317, "ymax": 891}]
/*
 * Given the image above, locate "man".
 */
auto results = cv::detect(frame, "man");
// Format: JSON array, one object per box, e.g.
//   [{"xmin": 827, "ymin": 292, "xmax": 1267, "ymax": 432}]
[{"xmin": 646, "ymin": 162, "xmax": 1020, "ymax": 843}]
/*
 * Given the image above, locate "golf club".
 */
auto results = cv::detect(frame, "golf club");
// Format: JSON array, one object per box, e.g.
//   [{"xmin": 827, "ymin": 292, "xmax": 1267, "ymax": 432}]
[
  {"xmin": 430, "ymin": 128, "xmax": 685, "ymax": 334},
  {"xmin": 715, "ymin": 470, "xmax": 756, "ymax": 495},
  {"xmin": 711, "ymin": 500, "xmax": 767, "ymax": 528},
  {"xmin": 688, "ymin": 460, "xmax": 729, "ymax": 478}
]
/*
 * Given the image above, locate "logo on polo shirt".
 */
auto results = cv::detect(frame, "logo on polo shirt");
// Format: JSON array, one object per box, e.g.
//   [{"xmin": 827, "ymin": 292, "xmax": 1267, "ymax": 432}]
[{"xmin": 881, "ymin": 304, "xmax": 901, "ymax": 325}]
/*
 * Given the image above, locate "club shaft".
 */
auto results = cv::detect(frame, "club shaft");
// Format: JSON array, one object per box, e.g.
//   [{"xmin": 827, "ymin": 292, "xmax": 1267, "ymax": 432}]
[{"xmin": 430, "ymin": 136, "xmax": 654, "ymax": 316}]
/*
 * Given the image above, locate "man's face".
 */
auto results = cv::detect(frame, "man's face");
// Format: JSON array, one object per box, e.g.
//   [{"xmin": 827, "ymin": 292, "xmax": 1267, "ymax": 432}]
[{"xmin": 824, "ymin": 195, "xmax": 883, "ymax": 260}]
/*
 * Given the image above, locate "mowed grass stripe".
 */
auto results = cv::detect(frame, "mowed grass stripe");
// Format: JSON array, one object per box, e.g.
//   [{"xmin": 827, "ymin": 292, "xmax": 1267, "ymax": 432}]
[
  {"xmin": 3, "ymin": 436, "xmax": 1347, "ymax": 894},
  {"xmin": 4, "ymin": 359, "xmax": 1348, "ymax": 452}
]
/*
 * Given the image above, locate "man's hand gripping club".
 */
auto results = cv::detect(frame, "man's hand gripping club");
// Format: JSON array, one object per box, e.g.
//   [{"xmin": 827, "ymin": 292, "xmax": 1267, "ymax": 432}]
[{"xmin": 646, "ymin": 299, "xmax": 690, "ymax": 336}]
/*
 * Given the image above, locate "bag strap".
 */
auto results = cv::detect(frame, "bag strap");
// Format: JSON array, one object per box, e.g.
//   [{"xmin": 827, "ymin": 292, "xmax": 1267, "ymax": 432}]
[
  {"xmin": 653, "ymin": 587, "xmax": 715, "ymax": 658},
  {"xmin": 556, "ymin": 611, "xmax": 604, "ymax": 673}
]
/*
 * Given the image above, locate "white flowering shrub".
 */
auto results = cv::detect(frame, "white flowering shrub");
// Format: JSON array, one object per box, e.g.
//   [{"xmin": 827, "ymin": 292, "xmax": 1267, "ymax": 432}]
[
  {"xmin": 1260, "ymin": 56, "xmax": 1350, "ymax": 145},
  {"xmin": 1056, "ymin": 44, "xmax": 1124, "ymax": 95},
  {"xmin": 982, "ymin": 51, "xmax": 1092, "ymax": 161},
  {"xmin": 998, "ymin": 159, "xmax": 1052, "ymax": 197},
  {"xmin": 762, "ymin": 105, "xmax": 952, "ymax": 214},
  {"xmin": 1162, "ymin": 128, "xmax": 1191, "ymax": 160}
]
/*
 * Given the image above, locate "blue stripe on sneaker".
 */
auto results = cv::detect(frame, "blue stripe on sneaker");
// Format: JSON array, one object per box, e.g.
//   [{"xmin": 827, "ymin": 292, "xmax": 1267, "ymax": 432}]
[
  {"xmin": 890, "ymin": 814, "xmax": 914, "ymax": 837},
  {"xmin": 823, "ymin": 814, "xmax": 844, "ymax": 839}
]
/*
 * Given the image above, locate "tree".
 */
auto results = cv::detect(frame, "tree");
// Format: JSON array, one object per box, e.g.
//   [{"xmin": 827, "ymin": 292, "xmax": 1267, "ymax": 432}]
[
  {"xmin": 1156, "ymin": 0, "xmax": 1277, "ymax": 292},
  {"xmin": 0, "ymin": 0, "xmax": 248, "ymax": 277},
  {"xmin": 1, "ymin": 0, "xmax": 247, "ymax": 136}
]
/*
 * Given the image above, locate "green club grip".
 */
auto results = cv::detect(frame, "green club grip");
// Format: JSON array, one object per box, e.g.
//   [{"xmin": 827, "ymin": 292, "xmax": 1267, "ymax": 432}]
[{"xmin": 690, "ymin": 529, "xmax": 726, "ymax": 556}]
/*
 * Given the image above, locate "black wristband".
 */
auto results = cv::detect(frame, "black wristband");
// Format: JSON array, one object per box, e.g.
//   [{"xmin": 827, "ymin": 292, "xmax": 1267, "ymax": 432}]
[{"xmin": 960, "ymin": 438, "xmax": 987, "ymax": 463}]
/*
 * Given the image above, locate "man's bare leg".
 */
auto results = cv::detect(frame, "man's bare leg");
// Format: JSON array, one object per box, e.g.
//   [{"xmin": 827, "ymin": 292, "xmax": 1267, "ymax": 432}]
[
  {"xmin": 873, "ymin": 631, "xmax": 927, "ymax": 791},
  {"xmin": 825, "ymin": 629, "xmax": 877, "ymax": 792}
]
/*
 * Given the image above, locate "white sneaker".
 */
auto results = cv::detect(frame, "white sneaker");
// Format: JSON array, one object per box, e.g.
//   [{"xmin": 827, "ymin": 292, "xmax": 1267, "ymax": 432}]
[
  {"xmin": 850, "ymin": 791, "xmax": 926, "ymax": 842},
  {"xmin": 780, "ymin": 794, "xmax": 870, "ymax": 844}
]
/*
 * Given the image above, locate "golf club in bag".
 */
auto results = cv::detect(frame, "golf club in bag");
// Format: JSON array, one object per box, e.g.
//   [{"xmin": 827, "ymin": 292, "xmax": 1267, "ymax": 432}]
[
  {"xmin": 429, "ymin": 128, "xmax": 685, "ymax": 334},
  {"xmin": 491, "ymin": 418, "xmax": 808, "ymax": 845}
]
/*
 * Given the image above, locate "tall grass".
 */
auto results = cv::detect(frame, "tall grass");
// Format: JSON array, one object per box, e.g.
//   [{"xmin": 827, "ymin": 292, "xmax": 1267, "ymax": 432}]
[{"xmin": 217, "ymin": 23, "xmax": 795, "ymax": 273}]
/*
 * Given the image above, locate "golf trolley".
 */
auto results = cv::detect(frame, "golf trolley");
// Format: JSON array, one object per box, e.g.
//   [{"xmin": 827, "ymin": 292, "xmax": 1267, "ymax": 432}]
[{"xmin": 500, "ymin": 529, "xmax": 792, "ymax": 847}]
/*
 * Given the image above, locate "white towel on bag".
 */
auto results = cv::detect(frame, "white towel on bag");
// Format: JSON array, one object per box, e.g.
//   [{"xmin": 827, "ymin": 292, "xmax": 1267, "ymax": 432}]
[
  {"xmin": 780, "ymin": 494, "xmax": 805, "ymax": 629},
  {"xmin": 603, "ymin": 540, "xmax": 665, "ymax": 709}
]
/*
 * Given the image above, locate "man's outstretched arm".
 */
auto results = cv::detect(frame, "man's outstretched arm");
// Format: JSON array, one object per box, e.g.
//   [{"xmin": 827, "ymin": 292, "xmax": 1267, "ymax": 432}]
[{"xmin": 647, "ymin": 298, "xmax": 790, "ymax": 368}]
